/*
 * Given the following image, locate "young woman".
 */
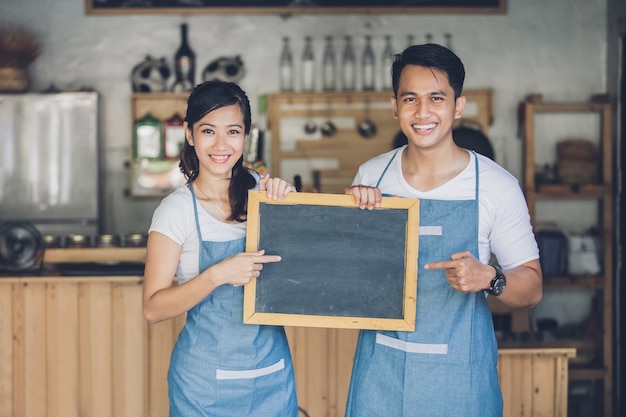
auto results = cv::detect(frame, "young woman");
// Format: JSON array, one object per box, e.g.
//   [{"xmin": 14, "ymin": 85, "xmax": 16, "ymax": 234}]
[{"xmin": 143, "ymin": 80, "xmax": 298, "ymax": 416}]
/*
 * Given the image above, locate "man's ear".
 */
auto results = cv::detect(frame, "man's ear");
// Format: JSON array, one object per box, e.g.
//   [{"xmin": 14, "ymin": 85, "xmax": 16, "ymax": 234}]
[
  {"xmin": 454, "ymin": 95, "xmax": 467, "ymax": 120},
  {"xmin": 391, "ymin": 97, "xmax": 399, "ymax": 120}
]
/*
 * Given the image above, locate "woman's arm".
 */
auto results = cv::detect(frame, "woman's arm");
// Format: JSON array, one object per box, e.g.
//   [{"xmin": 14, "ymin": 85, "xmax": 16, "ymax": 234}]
[{"xmin": 142, "ymin": 231, "xmax": 282, "ymax": 324}]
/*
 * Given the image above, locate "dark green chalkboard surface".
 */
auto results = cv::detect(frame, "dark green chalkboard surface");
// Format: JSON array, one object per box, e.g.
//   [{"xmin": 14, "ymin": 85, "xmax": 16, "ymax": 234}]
[{"xmin": 244, "ymin": 191, "xmax": 419, "ymax": 330}]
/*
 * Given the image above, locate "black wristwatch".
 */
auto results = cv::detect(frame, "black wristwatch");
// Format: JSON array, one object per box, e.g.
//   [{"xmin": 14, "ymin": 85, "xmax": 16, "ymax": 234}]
[{"xmin": 486, "ymin": 265, "xmax": 506, "ymax": 296}]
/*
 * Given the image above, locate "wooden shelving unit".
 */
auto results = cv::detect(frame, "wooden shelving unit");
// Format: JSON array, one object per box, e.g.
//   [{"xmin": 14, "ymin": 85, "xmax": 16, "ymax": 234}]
[
  {"xmin": 522, "ymin": 98, "xmax": 613, "ymax": 416},
  {"xmin": 265, "ymin": 89, "xmax": 493, "ymax": 193},
  {"xmin": 128, "ymin": 92, "xmax": 189, "ymax": 197}
]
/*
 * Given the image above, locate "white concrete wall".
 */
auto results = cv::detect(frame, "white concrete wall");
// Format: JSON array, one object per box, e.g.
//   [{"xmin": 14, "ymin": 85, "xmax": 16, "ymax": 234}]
[{"xmin": 2, "ymin": 0, "xmax": 607, "ymax": 235}]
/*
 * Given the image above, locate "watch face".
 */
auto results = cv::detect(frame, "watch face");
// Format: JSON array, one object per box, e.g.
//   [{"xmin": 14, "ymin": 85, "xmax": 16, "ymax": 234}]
[
  {"xmin": 492, "ymin": 277, "xmax": 506, "ymax": 295},
  {"xmin": 488, "ymin": 265, "xmax": 506, "ymax": 296}
]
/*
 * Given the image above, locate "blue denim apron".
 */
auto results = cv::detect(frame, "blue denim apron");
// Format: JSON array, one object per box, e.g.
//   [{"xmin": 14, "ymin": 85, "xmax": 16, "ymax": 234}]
[
  {"xmin": 345, "ymin": 151, "xmax": 502, "ymax": 417},
  {"xmin": 168, "ymin": 184, "xmax": 298, "ymax": 417}
]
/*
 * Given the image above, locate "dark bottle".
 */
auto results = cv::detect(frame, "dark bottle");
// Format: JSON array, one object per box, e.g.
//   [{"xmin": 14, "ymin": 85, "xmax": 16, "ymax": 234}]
[
  {"xmin": 279, "ymin": 36, "xmax": 294, "ymax": 91},
  {"xmin": 171, "ymin": 23, "xmax": 195, "ymax": 92}
]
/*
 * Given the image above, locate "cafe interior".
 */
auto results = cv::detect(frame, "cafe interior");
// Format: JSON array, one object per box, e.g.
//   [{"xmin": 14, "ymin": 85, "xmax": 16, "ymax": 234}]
[{"xmin": 1, "ymin": 0, "xmax": 625, "ymax": 416}]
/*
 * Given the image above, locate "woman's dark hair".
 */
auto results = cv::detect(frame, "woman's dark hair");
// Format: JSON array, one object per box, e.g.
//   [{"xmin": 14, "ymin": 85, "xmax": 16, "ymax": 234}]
[
  {"xmin": 179, "ymin": 80, "xmax": 255, "ymax": 222},
  {"xmin": 391, "ymin": 43, "xmax": 465, "ymax": 100}
]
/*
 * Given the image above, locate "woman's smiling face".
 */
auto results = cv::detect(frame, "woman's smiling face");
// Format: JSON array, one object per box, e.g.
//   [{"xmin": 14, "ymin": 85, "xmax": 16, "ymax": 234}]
[{"xmin": 185, "ymin": 104, "xmax": 246, "ymax": 178}]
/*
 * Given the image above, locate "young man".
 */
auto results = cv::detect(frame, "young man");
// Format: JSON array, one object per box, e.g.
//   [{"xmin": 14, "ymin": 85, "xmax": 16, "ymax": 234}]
[{"xmin": 344, "ymin": 44, "xmax": 542, "ymax": 416}]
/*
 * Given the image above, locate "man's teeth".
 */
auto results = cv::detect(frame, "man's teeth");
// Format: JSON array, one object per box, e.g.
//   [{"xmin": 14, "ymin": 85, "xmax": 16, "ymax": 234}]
[{"xmin": 413, "ymin": 123, "xmax": 436, "ymax": 131}]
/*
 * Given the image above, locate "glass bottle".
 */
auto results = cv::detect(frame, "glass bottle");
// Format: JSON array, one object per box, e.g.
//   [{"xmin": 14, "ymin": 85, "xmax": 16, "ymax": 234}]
[
  {"xmin": 362, "ymin": 35, "xmax": 375, "ymax": 91},
  {"xmin": 425, "ymin": 33, "xmax": 433, "ymax": 44},
  {"xmin": 171, "ymin": 23, "xmax": 195, "ymax": 92},
  {"xmin": 407, "ymin": 34, "xmax": 415, "ymax": 48},
  {"xmin": 341, "ymin": 35, "xmax": 356, "ymax": 91},
  {"xmin": 301, "ymin": 36, "xmax": 316, "ymax": 92},
  {"xmin": 163, "ymin": 113, "xmax": 185, "ymax": 160},
  {"xmin": 444, "ymin": 33, "xmax": 454, "ymax": 52},
  {"xmin": 381, "ymin": 35, "xmax": 394, "ymax": 91},
  {"xmin": 322, "ymin": 36, "xmax": 336, "ymax": 91},
  {"xmin": 133, "ymin": 112, "xmax": 163, "ymax": 160},
  {"xmin": 279, "ymin": 36, "xmax": 294, "ymax": 92}
]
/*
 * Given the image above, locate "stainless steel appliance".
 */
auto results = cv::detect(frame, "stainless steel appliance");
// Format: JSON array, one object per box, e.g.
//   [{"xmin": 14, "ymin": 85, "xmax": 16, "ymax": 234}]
[{"xmin": 0, "ymin": 92, "xmax": 100, "ymax": 236}]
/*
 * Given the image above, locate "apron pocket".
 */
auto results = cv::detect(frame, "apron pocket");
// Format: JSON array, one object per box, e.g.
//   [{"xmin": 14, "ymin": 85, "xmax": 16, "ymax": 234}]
[
  {"xmin": 214, "ymin": 358, "xmax": 295, "ymax": 416},
  {"xmin": 376, "ymin": 333, "xmax": 448, "ymax": 355},
  {"xmin": 216, "ymin": 358, "xmax": 285, "ymax": 380}
]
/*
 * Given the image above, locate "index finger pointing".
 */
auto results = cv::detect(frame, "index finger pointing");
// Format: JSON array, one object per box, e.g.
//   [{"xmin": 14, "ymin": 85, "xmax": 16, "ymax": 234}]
[
  {"xmin": 256, "ymin": 255, "xmax": 282, "ymax": 264},
  {"xmin": 424, "ymin": 260, "xmax": 454, "ymax": 270}
]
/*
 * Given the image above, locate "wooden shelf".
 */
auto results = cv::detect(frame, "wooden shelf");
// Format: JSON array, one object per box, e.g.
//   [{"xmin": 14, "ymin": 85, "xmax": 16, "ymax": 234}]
[
  {"xmin": 523, "ymin": 98, "xmax": 613, "ymax": 415},
  {"xmin": 524, "ymin": 101, "xmax": 609, "ymax": 113},
  {"xmin": 43, "ymin": 248, "xmax": 146, "ymax": 264},
  {"xmin": 569, "ymin": 368, "xmax": 608, "ymax": 380},
  {"xmin": 129, "ymin": 93, "xmax": 189, "ymax": 197},
  {"xmin": 534, "ymin": 183, "xmax": 610, "ymax": 199},
  {"xmin": 542, "ymin": 274, "xmax": 606, "ymax": 289},
  {"xmin": 266, "ymin": 89, "xmax": 494, "ymax": 193}
]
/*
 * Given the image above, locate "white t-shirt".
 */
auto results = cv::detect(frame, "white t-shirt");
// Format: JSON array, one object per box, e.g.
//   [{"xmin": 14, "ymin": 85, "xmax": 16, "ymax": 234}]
[
  {"xmin": 148, "ymin": 185, "xmax": 247, "ymax": 284},
  {"xmin": 353, "ymin": 146, "xmax": 539, "ymax": 270}
]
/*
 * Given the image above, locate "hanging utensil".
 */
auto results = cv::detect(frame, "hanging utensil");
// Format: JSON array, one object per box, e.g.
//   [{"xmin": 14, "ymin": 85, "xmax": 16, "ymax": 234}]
[
  {"xmin": 358, "ymin": 96, "xmax": 377, "ymax": 139},
  {"xmin": 320, "ymin": 98, "xmax": 337, "ymax": 137},
  {"xmin": 303, "ymin": 98, "xmax": 317, "ymax": 134}
]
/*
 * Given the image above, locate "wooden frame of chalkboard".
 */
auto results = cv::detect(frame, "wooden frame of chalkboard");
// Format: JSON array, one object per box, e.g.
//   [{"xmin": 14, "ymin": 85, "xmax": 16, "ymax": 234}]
[
  {"xmin": 243, "ymin": 191, "xmax": 420, "ymax": 331},
  {"xmin": 85, "ymin": 0, "xmax": 506, "ymax": 15}
]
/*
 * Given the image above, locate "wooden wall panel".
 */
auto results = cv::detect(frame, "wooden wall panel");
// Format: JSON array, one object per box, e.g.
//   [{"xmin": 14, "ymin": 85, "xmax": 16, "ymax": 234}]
[
  {"xmin": 46, "ymin": 282, "xmax": 80, "ymax": 417},
  {"xmin": 0, "ymin": 283, "xmax": 13, "ymax": 417},
  {"xmin": 23, "ymin": 282, "xmax": 47, "ymax": 417},
  {"xmin": 498, "ymin": 349, "xmax": 574, "ymax": 417},
  {"xmin": 112, "ymin": 280, "xmax": 146, "ymax": 417},
  {"xmin": 0, "ymin": 277, "xmax": 573, "ymax": 417},
  {"xmin": 78, "ymin": 282, "xmax": 113, "ymax": 417}
]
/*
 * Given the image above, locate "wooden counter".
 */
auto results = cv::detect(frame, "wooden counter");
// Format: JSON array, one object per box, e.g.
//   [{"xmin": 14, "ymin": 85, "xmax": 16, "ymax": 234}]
[{"xmin": 1, "ymin": 255, "xmax": 575, "ymax": 417}]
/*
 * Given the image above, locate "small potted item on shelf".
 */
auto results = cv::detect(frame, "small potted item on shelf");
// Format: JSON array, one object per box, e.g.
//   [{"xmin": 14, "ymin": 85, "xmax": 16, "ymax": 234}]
[
  {"xmin": 131, "ymin": 55, "xmax": 171, "ymax": 93},
  {"xmin": 555, "ymin": 138, "xmax": 599, "ymax": 185},
  {"xmin": 0, "ymin": 25, "xmax": 41, "ymax": 92}
]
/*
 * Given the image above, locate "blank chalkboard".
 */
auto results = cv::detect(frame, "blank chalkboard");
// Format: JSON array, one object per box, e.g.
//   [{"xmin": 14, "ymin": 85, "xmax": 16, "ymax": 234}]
[{"xmin": 243, "ymin": 191, "xmax": 419, "ymax": 330}]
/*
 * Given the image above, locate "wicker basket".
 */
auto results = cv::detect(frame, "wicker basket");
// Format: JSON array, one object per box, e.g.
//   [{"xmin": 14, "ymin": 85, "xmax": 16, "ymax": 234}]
[
  {"xmin": 557, "ymin": 160, "xmax": 598, "ymax": 184},
  {"xmin": 556, "ymin": 138, "xmax": 598, "ymax": 185},
  {"xmin": 556, "ymin": 138, "xmax": 597, "ymax": 161},
  {"xmin": 0, "ymin": 67, "xmax": 29, "ymax": 92}
]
